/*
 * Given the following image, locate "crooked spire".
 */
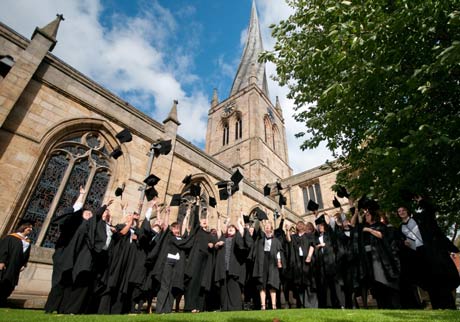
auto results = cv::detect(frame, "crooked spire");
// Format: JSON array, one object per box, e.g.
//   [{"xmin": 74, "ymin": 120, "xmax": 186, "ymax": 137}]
[{"xmin": 230, "ymin": 0, "xmax": 269, "ymax": 98}]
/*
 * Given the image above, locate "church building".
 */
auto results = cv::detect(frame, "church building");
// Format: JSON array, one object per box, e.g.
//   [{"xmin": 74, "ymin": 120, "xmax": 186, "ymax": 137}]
[{"xmin": 0, "ymin": 2, "xmax": 346, "ymax": 307}]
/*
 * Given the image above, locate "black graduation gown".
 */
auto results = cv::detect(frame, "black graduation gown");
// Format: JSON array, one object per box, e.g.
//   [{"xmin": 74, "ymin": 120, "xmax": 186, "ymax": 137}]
[
  {"xmin": 150, "ymin": 227, "xmax": 195, "ymax": 313},
  {"xmin": 213, "ymin": 233, "xmax": 246, "ymax": 311},
  {"xmin": 0, "ymin": 234, "xmax": 31, "ymax": 303},
  {"xmin": 44, "ymin": 208, "xmax": 84, "ymax": 313},
  {"xmin": 314, "ymin": 228, "xmax": 341, "ymax": 308},
  {"xmin": 400, "ymin": 199, "xmax": 459, "ymax": 309},
  {"xmin": 98, "ymin": 223, "xmax": 138, "ymax": 314},
  {"xmin": 250, "ymin": 233, "xmax": 283, "ymax": 291},
  {"xmin": 288, "ymin": 232, "xmax": 317, "ymax": 289},
  {"xmin": 183, "ymin": 208, "xmax": 216, "ymax": 312}
]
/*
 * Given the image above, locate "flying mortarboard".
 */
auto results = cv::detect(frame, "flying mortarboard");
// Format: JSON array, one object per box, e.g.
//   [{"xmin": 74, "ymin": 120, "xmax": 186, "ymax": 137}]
[
  {"xmin": 218, "ymin": 185, "xmax": 239, "ymax": 200},
  {"xmin": 153, "ymin": 140, "xmax": 172, "ymax": 156},
  {"xmin": 274, "ymin": 210, "xmax": 280, "ymax": 219},
  {"xmin": 255, "ymin": 207, "xmax": 268, "ymax": 221},
  {"xmin": 336, "ymin": 186, "xmax": 350, "ymax": 198},
  {"xmin": 182, "ymin": 174, "xmax": 192, "ymax": 185},
  {"xmin": 143, "ymin": 174, "xmax": 160, "ymax": 187},
  {"xmin": 115, "ymin": 183, "xmax": 125, "ymax": 198},
  {"xmin": 190, "ymin": 183, "xmax": 201, "ymax": 197},
  {"xmin": 263, "ymin": 184, "xmax": 271, "ymax": 196},
  {"xmin": 276, "ymin": 181, "xmax": 283, "ymax": 191},
  {"xmin": 307, "ymin": 199, "xmax": 319, "ymax": 212},
  {"xmin": 116, "ymin": 128, "xmax": 133, "ymax": 143},
  {"xmin": 145, "ymin": 187, "xmax": 158, "ymax": 201},
  {"xmin": 314, "ymin": 214, "xmax": 326, "ymax": 226},
  {"xmin": 209, "ymin": 196, "xmax": 217, "ymax": 208},
  {"xmin": 332, "ymin": 197, "xmax": 341, "ymax": 208},
  {"xmin": 170, "ymin": 194, "xmax": 182, "ymax": 206},
  {"xmin": 231, "ymin": 169, "xmax": 244, "ymax": 186},
  {"xmin": 216, "ymin": 180, "xmax": 230, "ymax": 189},
  {"xmin": 278, "ymin": 194, "xmax": 287, "ymax": 207},
  {"xmin": 243, "ymin": 214, "xmax": 251, "ymax": 224},
  {"xmin": 350, "ymin": 207, "xmax": 356, "ymax": 215},
  {"xmin": 110, "ymin": 146, "xmax": 123, "ymax": 159}
]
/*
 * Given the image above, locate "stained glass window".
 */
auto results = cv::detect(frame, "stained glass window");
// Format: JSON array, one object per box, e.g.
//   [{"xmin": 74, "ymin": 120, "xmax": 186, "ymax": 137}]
[{"xmin": 20, "ymin": 131, "xmax": 113, "ymax": 248}]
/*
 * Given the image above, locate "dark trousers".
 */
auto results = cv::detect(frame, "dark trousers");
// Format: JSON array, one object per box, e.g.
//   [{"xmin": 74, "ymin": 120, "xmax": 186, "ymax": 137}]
[
  {"xmin": 428, "ymin": 287, "xmax": 457, "ymax": 309},
  {"xmin": 156, "ymin": 261, "xmax": 179, "ymax": 314},
  {"xmin": 220, "ymin": 273, "xmax": 242, "ymax": 311},
  {"xmin": 0, "ymin": 279, "xmax": 14, "ymax": 306}
]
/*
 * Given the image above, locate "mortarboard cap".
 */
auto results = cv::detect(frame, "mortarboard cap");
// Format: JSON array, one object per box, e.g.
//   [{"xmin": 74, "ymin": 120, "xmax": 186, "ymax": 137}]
[
  {"xmin": 145, "ymin": 187, "xmax": 158, "ymax": 201},
  {"xmin": 333, "ymin": 197, "xmax": 341, "ymax": 208},
  {"xmin": 115, "ymin": 183, "xmax": 125, "ymax": 198},
  {"xmin": 209, "ymin": 196, "xmax": 217, "ymax": 208},
  {"xmin": 314, "ymin": 214, "xmax": 326, "ymax": 226},
  {"xmin": 350, "ymin": 206, "xmax": 356, "ymax": 215},
  {"xmin": 190, "ymin": 183, "xmax": 201, "ymax": 197},
  {"xmin": 307, "ymin": 199, "xmax": 319, "ymax": 212},
  {"xmin": 276, "ymin": 181, "xmax": 283, "ymax": 191},
  {"xmin": 153, "ymin": 140, "xmax": 172, "ymax": 156},
  {"xmin": 110, "ymin": 147, "xmax": 123, "ymax": 159},
  {"xmin": 274, "ymin": 210, "xmax": 280, "ymax": 219},
  {"xmin": 218, "ymin": 185, "xmax": 239, "ymax": 200},
  {"xmin": 243, "ymin": 214, "xmax": 250, "ymax": 224},
  {"xmin": 263, "ymin": 184, "xmax": 271, "ymax": 196},
  {"xmin": 182, "ymin": 174, "xmax": 192, "ymax": 185},
  {"xmin": 116, "ymin": 128, "xmax": 133, "ymax": 144},
  {"xmin": 255, "ymin": 207, "xmax": 268, "ymax": 221},
  {"xmin": 17, "ymin": 218, "xmax": 35, "ymax": 227},
  {"xmin": 143, "ymin": 174, "xmax": 160, "ymax": 187},
  {"xmin": 336, "ymin": 186, "xmax": 350, "ymax": 198},
  {"xmin": 170, "ymin": 194, "xmax": 182, "ymax": 206},
  {"xmin": 231, "ymin": 169, "xmax": 243, "ymax": 186},
  {"xmin": 216, "ymin": 180, "xmax": 230, "ymax": 189},
  {"xmin": 278, "ymin": 194, "xmax": 287, "ymax": 207}
]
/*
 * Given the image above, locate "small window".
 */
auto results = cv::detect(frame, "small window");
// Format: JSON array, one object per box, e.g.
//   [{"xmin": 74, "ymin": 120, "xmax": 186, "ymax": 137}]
[
  {"xmin": 235, "ymin": 118, "xmax": 242, "ymax": 140},
  {"xmin": 223, "ymin": 123, "xmax": 229, "ymax": 146},
  {"xmin": 303, "ymin": 182, "xmax": 323, "ymax": 212},
  {"xmin": 0, "ymin": 55, "xmax": 15, "ymax": 79}
]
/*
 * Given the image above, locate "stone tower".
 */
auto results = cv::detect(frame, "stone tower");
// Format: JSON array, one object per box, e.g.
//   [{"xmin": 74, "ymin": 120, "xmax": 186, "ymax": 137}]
[{"xmin": 205, "ymin": 1, "xmax": 292, "ymax": 188}]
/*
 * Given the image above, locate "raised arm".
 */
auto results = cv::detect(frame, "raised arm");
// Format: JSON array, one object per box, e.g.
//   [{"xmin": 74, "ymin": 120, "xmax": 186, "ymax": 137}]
[
  {"xmin": 181, "ymin": 205, "xmax": 191, "ymax": 236},
  {"xmin": 73, "ymin": 186, "xmax": 86, "ymax": 211},
  {"xmin": 217, "ymin": 212, "xmax": 222, "ymax": 239},
  {"xmin": 236, "ymin": 210, "xmax": 245, "ymax": 236}
]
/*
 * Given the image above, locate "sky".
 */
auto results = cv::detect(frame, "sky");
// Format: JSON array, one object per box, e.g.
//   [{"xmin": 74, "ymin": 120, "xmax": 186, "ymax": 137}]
[{"xmin": 0, "ymin": 0, "xmax": 334, "ymax": 174}]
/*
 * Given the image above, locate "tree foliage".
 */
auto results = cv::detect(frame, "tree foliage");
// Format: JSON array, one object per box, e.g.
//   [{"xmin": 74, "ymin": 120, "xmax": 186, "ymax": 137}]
[{"xmin": 262, "ymin": 0, "xmax": 460, "ymax": 228}]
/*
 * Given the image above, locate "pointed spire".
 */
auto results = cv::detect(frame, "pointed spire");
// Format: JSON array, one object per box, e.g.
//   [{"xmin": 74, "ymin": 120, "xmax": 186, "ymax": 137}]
[
  {"xmin": 163, "ymin": 99, "xmax": 181, "ymax": 125},
  {"xmin": 211, "ymin": 88, "xmax": 219, "ymax": 107},
  {"xmin": 230, "ymin": 0, "xmax": 270, "ymax": 98},
  {"xmin": 275, "ymin": 96, "xmax": 282, "ymax": 111},
  {"xmin": 32, "ymin": 14, "xmax": 65, "ymax": 52}
]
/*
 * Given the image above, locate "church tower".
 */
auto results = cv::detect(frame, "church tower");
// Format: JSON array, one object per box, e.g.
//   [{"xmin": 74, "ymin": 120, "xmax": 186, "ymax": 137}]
[{"xmin": 205, "ymin": 1, "xmax": 292, "ymax": 188}]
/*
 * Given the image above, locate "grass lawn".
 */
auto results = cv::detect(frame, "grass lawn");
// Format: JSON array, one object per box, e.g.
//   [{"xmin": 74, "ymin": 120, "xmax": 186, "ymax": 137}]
[{"xmin": 0, "ymin": 308, "xmax": 459, "ymax": 322}]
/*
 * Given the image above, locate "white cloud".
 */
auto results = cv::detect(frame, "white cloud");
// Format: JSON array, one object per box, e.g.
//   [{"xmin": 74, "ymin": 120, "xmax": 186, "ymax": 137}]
[
  {"xmin": 0, "ymin": 0, "xmax": 333, "ymax": 174},
  {"xmin": 256, "ymin": 0, "xmax": 335, "ymax": 173},
  {"xmin": 0, "ymin": 0, "xmax": 209, "ymax": 145}
]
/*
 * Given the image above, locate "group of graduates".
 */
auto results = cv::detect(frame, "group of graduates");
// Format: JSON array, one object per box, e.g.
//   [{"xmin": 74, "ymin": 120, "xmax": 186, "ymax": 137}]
[{"xmin": 1, "ymin": 185, "xmax": 459, "ymax": 313}]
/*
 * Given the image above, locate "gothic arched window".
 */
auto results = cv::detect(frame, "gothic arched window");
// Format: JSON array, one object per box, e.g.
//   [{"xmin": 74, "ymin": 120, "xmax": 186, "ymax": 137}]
[
  {"xmin": 235, "ymin": 117, "xmax": 242, "ymax": 140},
  {"xmin": 20, "ymin": 131, "xmax": 113, "ymax": 248},
  {"xmin": 223, "ymin": 122, "xmax": 229, "ymax": 146}
]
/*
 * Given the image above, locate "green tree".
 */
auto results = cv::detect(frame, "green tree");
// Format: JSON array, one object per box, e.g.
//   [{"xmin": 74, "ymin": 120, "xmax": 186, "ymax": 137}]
[{"xmin": 262, "ymin": 0, "xmax": 460, "ymax": 230}]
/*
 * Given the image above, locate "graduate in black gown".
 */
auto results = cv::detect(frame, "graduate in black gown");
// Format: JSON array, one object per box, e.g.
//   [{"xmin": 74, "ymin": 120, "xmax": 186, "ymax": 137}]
[
  {"xmin": 0, "ymin": 220, "xmax": 33, "ymax": 307},
  {"xmin": 149, "ymin": 205, "xmax": 195, "ymax": 313},
  {"xmin": 285, "ymin": 221, "xmax": 317, "ymax": 308},
  {"xmin": 57, "ymin": 201, "xmax": 112, "ymax": 314},
  {"xmin": 359, "ymin": 201, "xmax": 400, "ymax": 309},
  {"xmin": 315, "ymin": 221, "xmax": 341, "ymax": 308},
  {"xmin": 44, "ymin": 186, "xmax": 93, "ymax": 313},
  {"xmin": 97, "ymin": 205, "xmax": 140, "ymax": 314},
  {"xmin": 183, "ymin": 198, "xmax": 216, "ymax": 312},
  {"xmin": 214, "ymin": 213, "xmax": 247, "ymax": 311},
  {"xmin": 397, "ymin": 196, "xmax": 460, "ymax": 309},
  {"xmin": 250, "ymin": 220, "xmax": 283, "ymax": 310}
]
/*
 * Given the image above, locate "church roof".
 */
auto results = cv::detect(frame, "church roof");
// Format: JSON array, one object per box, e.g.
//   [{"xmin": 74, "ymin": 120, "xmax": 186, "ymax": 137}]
[{"xmin": 229, "ymin": 1, "xmax": 270, "ymax": 98}]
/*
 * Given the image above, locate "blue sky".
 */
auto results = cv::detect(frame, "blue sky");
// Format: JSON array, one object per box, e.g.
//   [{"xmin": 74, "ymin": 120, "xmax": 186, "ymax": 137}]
[{"xmin": 0, "ymin": 0, "xmax": 334, "ymax": 173}]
